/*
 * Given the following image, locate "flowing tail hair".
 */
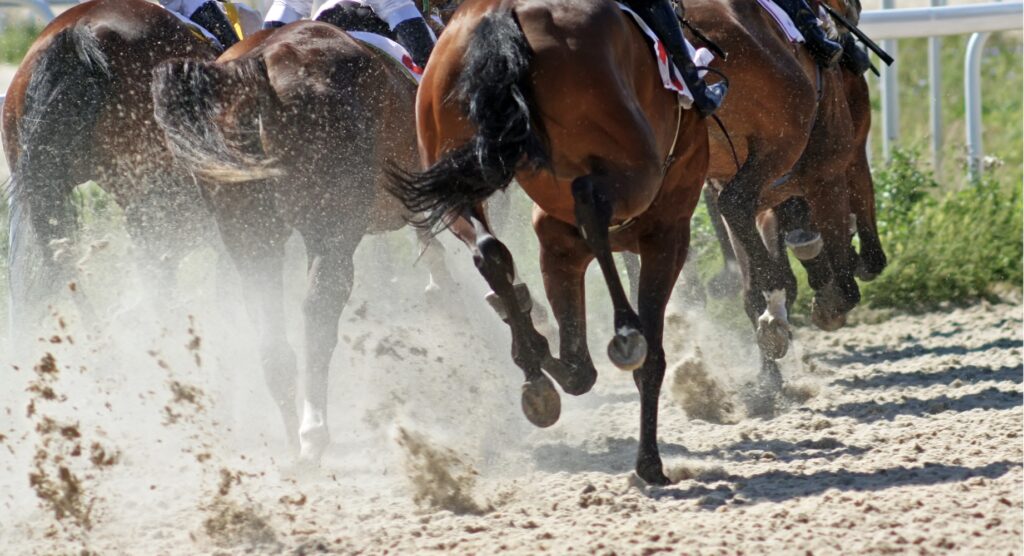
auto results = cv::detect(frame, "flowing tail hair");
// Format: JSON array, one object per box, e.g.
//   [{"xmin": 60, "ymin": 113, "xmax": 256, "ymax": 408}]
[
  {"xmin": 7, "ymin": 24, "xmax": 110, "ymax": 327},
  {"xmin": 151, "ymin": 57, "xmax": 284, "ymax": 184},
  {"xmin": 387, "ymin": 7, "xmax": 548, "ymax": 232}
]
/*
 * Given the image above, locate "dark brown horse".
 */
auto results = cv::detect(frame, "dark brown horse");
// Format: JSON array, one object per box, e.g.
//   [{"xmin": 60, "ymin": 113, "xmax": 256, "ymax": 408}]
[
  {"xmin": 390, "ymin": 0, "xmax": 709, "ymax": 484},
  {"xmin": 151, "ymin": 20, "xmax": 454, "ymax": 462},
  {"xmin": 677, "ymin": 0, "xmax": 884, "ymax": 401},
  {"xmin": 3, "ymin": 0, "xmax": 223, "ymax": 335}
]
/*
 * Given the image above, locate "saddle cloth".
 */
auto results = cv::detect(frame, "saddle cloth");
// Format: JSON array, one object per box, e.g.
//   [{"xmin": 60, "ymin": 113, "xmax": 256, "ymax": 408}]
[
  {"xmin": 755, "ymin": 0, "xmax": 806, "ymax": 43},
  {"xmin": 615, "ymin": 3, "xmax": 714, "ymax": 108}
]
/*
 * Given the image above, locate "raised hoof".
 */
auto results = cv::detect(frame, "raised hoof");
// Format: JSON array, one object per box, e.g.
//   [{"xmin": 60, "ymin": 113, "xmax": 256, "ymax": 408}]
[
  {"xmin": 811, "ymin": 294, "xmax": 848, "ymax": 332},
  {"xmin": 608, "ymin": 328, "xmax": 647, "ymax": 371},
  {"xmin": 785, "ymin": 229, "xmax": 823, "ymax": 261},
  {"xmin": 855, "ymin": 260, "xmax": 881, "ymax": 282},
  {"xmin": 756, "ymin": 317, "xmax": 790, "ymax": 360},
  {"xmin": 521, "ymin": 375, "xmax": 561, "ymax": 428}
]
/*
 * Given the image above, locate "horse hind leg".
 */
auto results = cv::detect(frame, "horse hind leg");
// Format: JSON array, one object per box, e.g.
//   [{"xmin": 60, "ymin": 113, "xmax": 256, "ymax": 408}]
[
  {"xmin": 454, "ymin": 209, "xmax": 562, "ymax": 429},
  {"xmin": 209, "ymin": 184, "xmax": 299, "ymax": 452},
  {"xmin": 570, "ymin": 174, "xmax": 646, "ymax": 371},
  {"xmin": 297, "ymin": 228, "xmax": 363, "ymax": 464}
]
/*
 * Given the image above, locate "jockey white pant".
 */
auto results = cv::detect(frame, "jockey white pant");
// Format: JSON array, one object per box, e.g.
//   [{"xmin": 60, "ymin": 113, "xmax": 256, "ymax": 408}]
[
  {"xmin": 159, "ymin": 0, "xmax": 208, "ymax": 17},
  {"xmin": 266, "ymin": 0, "xmax": 423, "ymax": 30}
]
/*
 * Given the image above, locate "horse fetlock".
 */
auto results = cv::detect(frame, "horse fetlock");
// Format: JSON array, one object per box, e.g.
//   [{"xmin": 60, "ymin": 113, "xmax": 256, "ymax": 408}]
[
  {"xmin": 298, "ymin": 402, "xmax": 329, "ymax": 462},
  {"xmin": 542, "ymin": 353, "xmax": 596, "ymax": 396},
  {"xmin": 756, "ymin": 289, "xmax": 791, "ymax": 359},
  {"xmin": 521, "ymin": 374, "xmax": 561, "ymax": 428},
  {"xmin": 784, "ymin": 229, "xmax": 824, "ymax": 261},
  {"xmin": 608, "ymin": 327, "xmax": 648, "ymax": 371},
  {"xmin": 484, "ymin": 283, "xmax": 533, "ymax": 322}
]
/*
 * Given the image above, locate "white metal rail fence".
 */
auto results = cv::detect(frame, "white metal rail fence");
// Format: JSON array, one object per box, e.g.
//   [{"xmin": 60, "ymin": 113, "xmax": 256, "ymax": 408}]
[
  {"xmin": 860, "ymin": 1, "xmax": 1024, "ymax": 180},
  {"xmin": 0, "ymin": 0, "xmax": 1021, "ymax": 179}
]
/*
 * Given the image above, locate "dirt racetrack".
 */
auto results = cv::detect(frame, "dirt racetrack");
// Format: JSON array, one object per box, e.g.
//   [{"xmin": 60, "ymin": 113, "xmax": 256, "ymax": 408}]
[{"xmin": 0, "ymin": 232, "xmax": 1020, "ymax": 556}]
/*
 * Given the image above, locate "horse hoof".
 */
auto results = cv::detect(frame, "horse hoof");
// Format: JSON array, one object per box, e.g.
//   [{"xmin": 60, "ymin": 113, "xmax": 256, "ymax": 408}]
[
  {"xmin": 636, "ymin": 460, "xmax": 671, "ymax": 486},
  {"xmin": 756, "ymin": 317, "xmax": 790, "ymax": 360},
  {"xmin": 785, "ymin": 229, "xmax": 823, "ymax": 261},
  {"xmin": 855, "ymin": 261, "xmax": 880, "ymax": 282},
  {"xmin": 608, "ymin": 328, "xmax": 647, "ymax": 371},
  {"xmin": 811, "ymin": 305, "xmax": 847, "ymax": 331},
  {"xmin": 521, "ymin": 375, "xmax": 561, "ymax": 428},
  {"xmin": 298, "ymin": 425, "xmax": 329, "ymax": 463}
]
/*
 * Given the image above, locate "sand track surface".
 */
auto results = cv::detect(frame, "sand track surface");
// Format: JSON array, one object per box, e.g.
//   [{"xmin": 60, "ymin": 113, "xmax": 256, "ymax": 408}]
[{"xmin": 1, "ymin": 252, "xmax": 1020, "ymax": 555}]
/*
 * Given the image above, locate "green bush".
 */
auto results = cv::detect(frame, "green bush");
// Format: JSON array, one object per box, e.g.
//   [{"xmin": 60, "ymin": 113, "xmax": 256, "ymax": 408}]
[
  {"xmin": 0, "ymin": 22, "xmax": 41, "ymax": 64},
  {"xmin": 859, "ymin": 150, "xmax": 1023, "ymax": 308}
]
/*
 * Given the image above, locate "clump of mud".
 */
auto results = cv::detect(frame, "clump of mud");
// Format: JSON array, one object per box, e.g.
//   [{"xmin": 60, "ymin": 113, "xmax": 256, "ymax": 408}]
[
  {"xmin": 395, "ymin": 427, "xmax": 489, "ymax": 515},
  {"xmin": 669, "ymin": 348, "xmax": 738, "ymax": 424},
  {"xmin": 25, "ymin": 352, "xmax": 120, "ymax": 550},
  {"xmin": 201, "ymin": 469, "xmax": 279, "ymax": 550}
]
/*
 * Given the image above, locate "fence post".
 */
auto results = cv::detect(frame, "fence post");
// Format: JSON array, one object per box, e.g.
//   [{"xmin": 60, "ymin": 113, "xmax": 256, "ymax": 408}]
[
  {"xmin": 928, "ymin": 0, "xmax": 945, "ymax": 176},
  {"xmin": 880, "ymin": 0, "xmax": 899, "ymax": 160},
  {"xmin": 965, "ymin": 31, "xmax": 991, "ymax": 181}
]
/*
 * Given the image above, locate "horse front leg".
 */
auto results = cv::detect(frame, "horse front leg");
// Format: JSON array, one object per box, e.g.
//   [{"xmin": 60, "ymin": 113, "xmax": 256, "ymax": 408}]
[
  {"xmin": 633, "ymin": 224, "xmax": 688, "ymax": 485},
  {"xmin": 717, "ymin": 167, "xmax": 797, "ymax": 363},
  {"xmin": 570, "ymin": 175, "xmax": 646, "ymax": 371},
  {"xmin": 451, "ymin": 208, "xmax": 562, "ymax": 428}
]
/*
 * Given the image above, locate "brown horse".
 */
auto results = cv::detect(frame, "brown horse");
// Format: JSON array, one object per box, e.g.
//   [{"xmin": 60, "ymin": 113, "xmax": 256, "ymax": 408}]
[
  {"xmin": 390, "ymin": 0, "xmax": 709, "ymax": 484},
  {"xmin": 676, "ymin": 0, "xmax": 884, "ymax": 401},
  {"xmin": 3, "ymin": 0, "xmax": 224, "ymax": 335},
  {"xmin": 150, "ymin": 20, "xmax": 455, "ymax": 461}
]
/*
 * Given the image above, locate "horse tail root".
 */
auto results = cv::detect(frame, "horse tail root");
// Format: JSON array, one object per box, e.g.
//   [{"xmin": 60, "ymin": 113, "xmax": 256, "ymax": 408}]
[
  {"xmin": 387, "ymin": 8, "xmax": 547, "ymax": 232},
  {"xmin": 152, "ymin": 57, "xmax": 284, "ymax": 184}
]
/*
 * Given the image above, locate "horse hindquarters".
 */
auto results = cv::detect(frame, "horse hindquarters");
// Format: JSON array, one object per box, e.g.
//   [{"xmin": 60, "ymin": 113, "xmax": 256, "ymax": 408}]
[{"xmin": 7, "ymin": 25, "xmax": 111, "ymax": 334}]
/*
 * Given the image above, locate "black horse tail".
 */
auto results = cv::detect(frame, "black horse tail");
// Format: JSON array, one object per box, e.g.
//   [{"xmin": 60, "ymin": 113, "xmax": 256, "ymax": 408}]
[
  {"xmin": 151, "ymin": 57, "xmax": 284, "ymax": 184},
  {"xmin": 388, "ymin": 8, "xmax": 548, "ymax": 232},
  {"xmin": 8, "ymin": 24, "xmax": 110, "ymax": 326}
]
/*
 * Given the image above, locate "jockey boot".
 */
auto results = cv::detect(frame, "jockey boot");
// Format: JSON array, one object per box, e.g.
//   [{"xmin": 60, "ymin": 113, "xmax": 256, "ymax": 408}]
[
  {"xmin": 393, "ymin": 17, "xmax": 435, "ymax": 69},
  {"xmin": 190, "ymin": 1, "xmax": 239, "ymax": 49},
  {"xmin": 840, "ymin": 33, "xmax": 871, "ymax": 75},
  {"xmin": 263, "ymin": 20, "xmax": 287, "ymax": 30},
  {"xmin": 627, "ymin": 0, "xmax": 726, "ymax": 117},
  {"xmin": 775, "ymin": 0, "xmax": 842, "ymax": 67}
]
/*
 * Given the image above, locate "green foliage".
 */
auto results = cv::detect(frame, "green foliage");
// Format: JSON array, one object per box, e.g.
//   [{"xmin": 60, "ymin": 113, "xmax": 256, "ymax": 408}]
[
  {"xmin": 0, "ymin": 21, "xmax": 41, "ymax": 64},
  {"xmin": 866, "ymin": 33, "xmax": 1023, "ymax": 189},
  {"xmin": 859, "ymin": 150, "xmax": 1023, "ymax": 308}
]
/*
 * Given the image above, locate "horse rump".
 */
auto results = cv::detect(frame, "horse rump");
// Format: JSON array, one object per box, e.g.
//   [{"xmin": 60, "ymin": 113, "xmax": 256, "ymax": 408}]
[
  {"xmin": 151, "ymin": 57, "xmax": 284, "ymax": 184},
  {"xmin": 387, "ymin": 8, "xmax": 548, "ymax": 233},
  {"xmin": 7, "ymin": 24, "xmax": 111, "ymax": 328}
]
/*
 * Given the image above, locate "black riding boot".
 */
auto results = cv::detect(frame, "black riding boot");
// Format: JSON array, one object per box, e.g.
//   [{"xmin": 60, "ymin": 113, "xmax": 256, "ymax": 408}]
[
  {"xmin": 839, "ymin": 33, "xmax": 871, "ymax": 75},
  {"xmin": 774, "ymin": 0, "xmax": 842, "ymax": 67},
  {"xmin": 263, "ymin": 20, "xmax": 287, "ymax": 30},
  {"xmin": 626, "ymin": 0, "xmax": 726, "ymax": 117},
  {"xmin": 393, "ymin": 18, "xmax": 435, "ymax": 69},
  {"xmin": 190, "ymin": 1, "xmax": 239, "ymax": 49}
]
